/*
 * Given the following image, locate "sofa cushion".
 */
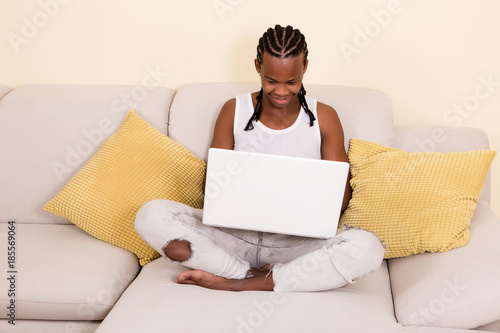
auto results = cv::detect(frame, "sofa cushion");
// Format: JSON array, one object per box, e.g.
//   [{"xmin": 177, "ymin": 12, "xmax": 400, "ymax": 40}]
[
  {"xmin": 0, "ymin": 320, "xmax": 100, "ymax": 333},
  {"xmin": 389, "ymin": 201, "xmax": 500, "ymax": 329},
  {"xmin": 475, "ymin": 320, "xmax": 500, "ymax": 332},
  {"xmin": 340, "ymin": 139, "xmax": 495, "ymax": 259},
  {"xmin": 0, "ymin": 223, "xmax": 140, "ymax": 321},
  {"xmin": 402, "ymin": 327, "xmax": 493, "ymax": 333},
  {"xmin": 96, "ymin": 259, "xmax": 399, "ymax": 333},
  {"xmin": 0, "ymin": 85, "xmax": 175, "ymax": 225},
  {"xmin": 44, "ymin": 110, "xmax": 206, "ymax": 265},
  {"xmin": 168, "ymin": 83, "xmax": 394, "ymax": 161}
]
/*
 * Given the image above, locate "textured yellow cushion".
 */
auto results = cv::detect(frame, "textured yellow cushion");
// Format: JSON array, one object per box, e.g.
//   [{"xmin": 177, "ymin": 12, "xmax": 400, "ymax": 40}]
[
  {"xmin": 44, "ymin": 109, "xmax": 206, "ymax": 265},
  {"xmin": 340, "ymin": 139, "xmax": 496, "ymax": 259}
]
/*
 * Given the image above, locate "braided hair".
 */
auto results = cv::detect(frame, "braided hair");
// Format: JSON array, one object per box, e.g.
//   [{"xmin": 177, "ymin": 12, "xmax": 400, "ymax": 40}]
[{"xmin": 245, "ymin": 24, "xmax": 315, "ymax": 131}]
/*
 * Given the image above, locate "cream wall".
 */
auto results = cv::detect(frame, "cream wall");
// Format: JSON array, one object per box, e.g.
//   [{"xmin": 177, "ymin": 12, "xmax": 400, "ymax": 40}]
[{"xmin": 2, "ymin": 0, "xmax": 499, "ymax": 216}]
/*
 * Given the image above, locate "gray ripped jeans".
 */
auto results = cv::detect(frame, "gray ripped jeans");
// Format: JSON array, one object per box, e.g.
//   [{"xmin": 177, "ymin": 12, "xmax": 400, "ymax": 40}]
[{"xmin": 135, "ymin": 199, "xmax": 384, "ymax": 292}]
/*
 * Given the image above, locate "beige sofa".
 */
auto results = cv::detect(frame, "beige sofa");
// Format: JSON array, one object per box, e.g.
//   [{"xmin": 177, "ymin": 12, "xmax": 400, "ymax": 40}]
[{"xmin": 1, "ymin": 83, "xmax": 499, "ymax": 333}]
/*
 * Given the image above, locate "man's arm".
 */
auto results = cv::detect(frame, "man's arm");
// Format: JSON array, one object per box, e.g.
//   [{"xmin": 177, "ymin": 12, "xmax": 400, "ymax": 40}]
[
  {"xmin": 316, "ymin": 102, "xmax": 351, "ymax": 212},
  {"xmin": 203, "ymin": 98, "xmax": 237, "ymax": 192},
  {"xmin": 210, "ymin": 98, "xmax": 236, "ymax": 150}
]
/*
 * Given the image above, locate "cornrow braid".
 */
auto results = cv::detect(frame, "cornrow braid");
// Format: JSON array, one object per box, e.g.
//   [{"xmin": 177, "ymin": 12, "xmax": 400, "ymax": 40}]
[
  {"xmin": 244, "ymin": 88, "xmax": 263, "ymax": 131},
  {"xmin": 256, "ymin": 25, "xmax": 309, "ymax": 67},
  {"xmin": 298, "ymin": 84, "xmax": 315, "ymax": 127},
  {"xmin": 245, "ymin": 25, "xmax": 315, "ymax": 131}
]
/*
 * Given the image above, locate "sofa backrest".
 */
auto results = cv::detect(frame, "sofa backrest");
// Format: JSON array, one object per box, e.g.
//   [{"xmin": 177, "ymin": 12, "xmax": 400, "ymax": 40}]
[
  {"xmin": 394, "ymin": 125, "xmax": 493, "ymax": 204},
  {"xmin": 168, "ymin": 83, "xmax": 394, "ymax": 161},
  {"xmin": 0, "ymin": 85, "xmax": 175, "ymax": 224},
  {"xmin": 1, "ymin": 82, "xmax": 494, "ymax": 226},
  {"xmin": 0, "ymin": 82, "xmax": 394, "ymax": 225},
  {"xmin": 0, "ymin": 85, "xmax": 12, "ymax": 99}
]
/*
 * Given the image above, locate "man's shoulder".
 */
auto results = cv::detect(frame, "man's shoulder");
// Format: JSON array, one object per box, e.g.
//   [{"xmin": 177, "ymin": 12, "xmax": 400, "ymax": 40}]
[{"xmin": 316, "ymin": 101, "xmax": 339, "ymax": 120}]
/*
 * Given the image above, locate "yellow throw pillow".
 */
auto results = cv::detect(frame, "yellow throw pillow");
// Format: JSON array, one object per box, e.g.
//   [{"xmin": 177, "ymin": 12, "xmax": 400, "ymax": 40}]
[
  {"xmin": 44, "ymin": 109, "xmax": 206, "ymax": 265},
  {"xmin": 340, "ymin": 139, "xmax": 496, "ymax": 259}
]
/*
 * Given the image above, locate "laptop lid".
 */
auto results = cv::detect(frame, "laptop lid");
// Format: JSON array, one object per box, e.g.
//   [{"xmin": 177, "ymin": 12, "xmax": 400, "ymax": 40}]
[{"xmin": 202, "ymin": 148, "xmax": 349, "ymax": 238}]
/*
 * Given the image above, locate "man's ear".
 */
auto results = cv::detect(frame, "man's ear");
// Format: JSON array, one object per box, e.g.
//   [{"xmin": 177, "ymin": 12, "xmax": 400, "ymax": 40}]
[
  {"xmin": 303, "ymin": 59, "xmax": 309, "ymax": 74},
  {"xmin": 254, "ymin": 59, "xmax": 261, "ymax": 75}
]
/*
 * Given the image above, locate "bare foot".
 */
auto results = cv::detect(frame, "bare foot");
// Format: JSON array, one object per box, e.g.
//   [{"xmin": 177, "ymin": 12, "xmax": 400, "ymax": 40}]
[{"xmin": 176, "ymin": 268, "xmax": 274, "ymax": 291}]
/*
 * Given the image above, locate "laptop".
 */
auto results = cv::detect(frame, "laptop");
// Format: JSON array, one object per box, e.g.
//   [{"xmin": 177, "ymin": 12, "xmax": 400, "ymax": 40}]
[{"xmin": 202, "ymin": 148, "xmax": 349, "ymax": 238}]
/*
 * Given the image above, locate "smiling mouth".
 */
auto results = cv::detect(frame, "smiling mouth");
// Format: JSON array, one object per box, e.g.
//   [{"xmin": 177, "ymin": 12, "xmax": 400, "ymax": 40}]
[{"xmin": 272, "ymin": 96, "xmax": 290, "ymax": 104}]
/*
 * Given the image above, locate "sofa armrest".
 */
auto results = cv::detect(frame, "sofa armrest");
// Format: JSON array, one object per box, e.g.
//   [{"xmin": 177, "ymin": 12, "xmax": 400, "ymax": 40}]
[
  {"xmin": 394, "ymin": 125, "xmax": 492, "ymax": 204},
  {"xmin": 388, "ymin": 201, "xmax": 500, "ymax": 329}
]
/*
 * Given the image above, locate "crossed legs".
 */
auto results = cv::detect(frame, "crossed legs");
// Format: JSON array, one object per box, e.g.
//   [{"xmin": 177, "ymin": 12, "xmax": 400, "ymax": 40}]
[{"xmin": 136, "ymin": 200, "xmax": 385, "ymax": 292}]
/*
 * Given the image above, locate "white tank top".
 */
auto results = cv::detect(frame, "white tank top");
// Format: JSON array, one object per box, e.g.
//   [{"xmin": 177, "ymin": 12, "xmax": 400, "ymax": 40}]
[{"xmin": 233, "ymin": 93, "xmax": 321, "ymax": 159}]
